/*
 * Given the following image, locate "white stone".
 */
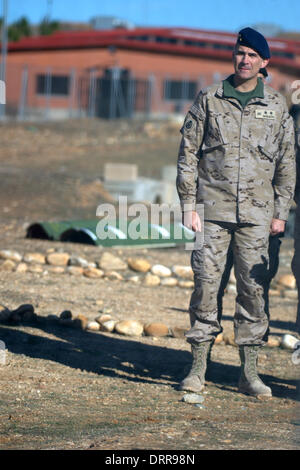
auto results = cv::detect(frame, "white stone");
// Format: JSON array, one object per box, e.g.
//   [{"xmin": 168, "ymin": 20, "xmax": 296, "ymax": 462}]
[
  {"xmin": 160, "ymin": 277, "xmax": 178, "ymax": 287},
  {"xmin": 0, "ymin": 250, "xmax": 22, "ymax": 263},
  {"xmin": 127, "ymin": 275, "xmax": 140, "ymax": 283},
  {"xmin": 172, "ymin": 265, "xmax": 193, "ymax": 280},
  {"xmin": 227, "ymin": 284, "xmax": 237, "ymax": 295},
  {"xmin": 86, "ymin": 321, "xmax": 100, "ymax": 331},
  {"xmin": 182, "ymin": 393, "xmax": 205, "ymax": 404},
  {"xmin": 127, "ymin": 257, "xmax": 151, "ymax": 273},
  {"xmin": 23, "ymin": 252, "xmax": 46, "ymax": 264},
  {"xmin": 151, "ymin": 264, "xmax": 172, "ymax": 277},
  {"xmin": 281, "ymin": 334, "xmax": 299, "ymax": 350},
  {"xmin": 115, "ymin": 320, "xmax": 144, "ymax": 337},
  {"xmin": 101, "ymin": 320, "xmax": 117, "ymax": 332},
  {"xmin": 98, "ymin": 252, "xmax": 127, "ymax": 271},
  {"xmin": 69, "ymin": 256, "xmax": 89, "ymax": 268},
  {"xmin": 143, "ymin": 273, "xmax": 160, "ymax": 286}
]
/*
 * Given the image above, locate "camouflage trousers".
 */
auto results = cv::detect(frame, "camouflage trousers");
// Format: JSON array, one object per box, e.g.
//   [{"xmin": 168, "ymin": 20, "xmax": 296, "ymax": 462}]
[
  {"xmin": 291, "ymin": 208, "xmax": 300, "ymax": 334},
  {"xmin": 186, "ymin": 221, "xmax": 270, "ymax": 346}
]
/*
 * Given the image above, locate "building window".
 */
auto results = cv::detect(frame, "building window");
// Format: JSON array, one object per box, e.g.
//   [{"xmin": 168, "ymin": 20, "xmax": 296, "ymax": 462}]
[
  {"xmin": 163, "ymin": 79, "xmax": 197, "ymax": 101},
  {"xmin": 36, "ymin": 75, "xmax": 70, "ymax": 96}
]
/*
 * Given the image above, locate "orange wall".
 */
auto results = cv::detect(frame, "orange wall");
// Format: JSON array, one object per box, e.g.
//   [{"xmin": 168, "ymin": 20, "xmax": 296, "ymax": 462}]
[{"xmin": 6, "ymin": 47, "xmax": 298, "ymax": 111}]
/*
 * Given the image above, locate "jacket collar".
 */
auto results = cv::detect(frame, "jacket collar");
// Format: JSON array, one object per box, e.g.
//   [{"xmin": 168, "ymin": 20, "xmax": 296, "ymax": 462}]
[{"xmin": 215, "ymin": 75, "xmax": 269, "ymax": 106}]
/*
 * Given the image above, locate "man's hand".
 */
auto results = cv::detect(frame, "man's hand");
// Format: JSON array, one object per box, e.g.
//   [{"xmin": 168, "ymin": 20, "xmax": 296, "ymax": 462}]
[
  {"xmin": 270, "ymin": 218, "xmax": 285, "ymax": 236},
  {"xmin": 182, "ymin": 210, "xmax": 202, "ymax": 232}
]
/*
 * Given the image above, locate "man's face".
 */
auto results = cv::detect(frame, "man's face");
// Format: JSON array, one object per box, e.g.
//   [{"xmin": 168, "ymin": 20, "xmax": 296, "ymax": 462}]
[{"xmin": 233, "ymin": 45, "xmax": 269, "ymax": 81}]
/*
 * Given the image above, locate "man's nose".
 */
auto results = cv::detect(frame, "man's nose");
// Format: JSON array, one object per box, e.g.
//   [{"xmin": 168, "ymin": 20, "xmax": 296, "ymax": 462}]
[{"xmin": 241, "ymin": 54, "xmax": 250, "ymax": 63}]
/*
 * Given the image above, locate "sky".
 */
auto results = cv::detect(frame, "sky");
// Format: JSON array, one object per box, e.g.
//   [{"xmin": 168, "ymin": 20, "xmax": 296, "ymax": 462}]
[{"xmin": 3, "ymin": 0, "xmax": 300, "ymax": 34}]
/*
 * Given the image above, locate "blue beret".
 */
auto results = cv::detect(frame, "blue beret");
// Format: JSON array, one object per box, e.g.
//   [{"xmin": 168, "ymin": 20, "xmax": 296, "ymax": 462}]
[{"xmin": 237, "ymin": 27, "xmax": 271, "ymax": 59}]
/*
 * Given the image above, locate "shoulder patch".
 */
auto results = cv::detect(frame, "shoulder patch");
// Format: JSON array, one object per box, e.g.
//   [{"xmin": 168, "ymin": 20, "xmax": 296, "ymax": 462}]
[{"xmin": 185, "ymin": 119, "xmax": 193, "ymax": 130}]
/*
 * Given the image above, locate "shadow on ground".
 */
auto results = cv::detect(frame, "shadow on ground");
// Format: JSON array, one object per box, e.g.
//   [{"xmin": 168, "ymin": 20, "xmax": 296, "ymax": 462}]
[{"xmin": 0, "ymin": 315, "xmax": 298, "ymax": 401}]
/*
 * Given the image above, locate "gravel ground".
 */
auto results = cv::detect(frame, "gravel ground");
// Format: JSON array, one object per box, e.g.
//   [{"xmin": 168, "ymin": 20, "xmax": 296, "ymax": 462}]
[{"xmin": 0, "ymin": 118, "xmax": 299, "ymax": 451}]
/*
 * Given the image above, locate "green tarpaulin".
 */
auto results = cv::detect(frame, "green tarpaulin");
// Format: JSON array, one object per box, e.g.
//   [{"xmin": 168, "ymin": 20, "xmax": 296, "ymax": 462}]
[{"xmin": 26, "ymin": 219, "xmax": 196, "ymax": 248}]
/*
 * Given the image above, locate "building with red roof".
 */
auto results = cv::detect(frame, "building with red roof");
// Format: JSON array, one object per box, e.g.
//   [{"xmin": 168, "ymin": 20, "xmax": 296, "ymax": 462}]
[{"xmin": 4, "ymin": 26, "xmax": 300, "ymax": 119}]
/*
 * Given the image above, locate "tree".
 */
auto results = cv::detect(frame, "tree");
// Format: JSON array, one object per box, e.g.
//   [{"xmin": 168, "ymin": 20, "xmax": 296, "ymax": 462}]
[
  {"xmin": 7, "ymin": 16, "xmax": 32, "ymax": 42},
  {"xmin": 39, "ymin": 17, "xmax": 60, "ymax": 36}
]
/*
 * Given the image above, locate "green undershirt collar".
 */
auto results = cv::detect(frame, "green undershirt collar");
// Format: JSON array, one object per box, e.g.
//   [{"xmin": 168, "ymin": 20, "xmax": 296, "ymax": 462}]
[{"xmin": 223, "ymin": 74, "xmax": 264, "ymax": 108}]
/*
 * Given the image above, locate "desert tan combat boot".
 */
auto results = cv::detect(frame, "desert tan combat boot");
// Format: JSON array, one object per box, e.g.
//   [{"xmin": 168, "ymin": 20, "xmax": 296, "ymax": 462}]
[
  {"xmin": 238, "ymin": 345, "xmax": 272, "ymax": 397},
  {"xmin": 179, "ymin": 341, "xmax": 211, "ymax": 392}
]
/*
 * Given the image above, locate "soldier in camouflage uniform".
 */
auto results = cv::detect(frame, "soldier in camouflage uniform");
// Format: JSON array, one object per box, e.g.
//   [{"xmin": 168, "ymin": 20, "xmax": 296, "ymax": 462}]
[
  {"xmin": 291, "ymin": 105, "xmax": 300, "ymax": 333},
  {"xmin": 176, "ymin": 27, "xmax": 296, "ymax": 397}
]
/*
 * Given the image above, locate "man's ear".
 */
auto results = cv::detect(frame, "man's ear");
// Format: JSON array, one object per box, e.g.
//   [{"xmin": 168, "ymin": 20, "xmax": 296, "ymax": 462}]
[{"xmin": 261, "ymin": 58, "xmax": 269, "ymax": 68}]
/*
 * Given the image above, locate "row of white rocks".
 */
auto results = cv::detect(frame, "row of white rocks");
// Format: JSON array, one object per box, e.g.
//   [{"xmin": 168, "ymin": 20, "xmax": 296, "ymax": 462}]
[
  {"xmin": 0, "ymin": 249, "xmax": 195, "ymax": 287},
  {"xmin": 0, "ymin": 249, "xmax": 298, "ymax": 296},
  {"xmin": 0, "ymin": 304, "xmax": 298, "ymax": 350}
]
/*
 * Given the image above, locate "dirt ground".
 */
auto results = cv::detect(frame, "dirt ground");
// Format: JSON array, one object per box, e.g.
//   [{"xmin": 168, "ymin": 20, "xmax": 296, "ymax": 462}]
[{"xmin": 0, "ymin": 118, "xmax": 299, "ymax": 451}]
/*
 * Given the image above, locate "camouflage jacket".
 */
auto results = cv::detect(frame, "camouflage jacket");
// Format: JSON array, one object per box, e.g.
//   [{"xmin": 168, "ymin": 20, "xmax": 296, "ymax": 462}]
[
  {"xmin": 295, "ymin": 128, "xmax": 300, "ymax": 208},
  {"xmin": 176, "ymin": 79, "xmax": 296, "ymax": 225}
]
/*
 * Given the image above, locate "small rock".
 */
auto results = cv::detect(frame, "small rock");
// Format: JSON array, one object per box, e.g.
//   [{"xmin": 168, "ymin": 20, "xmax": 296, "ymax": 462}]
[
  {"xmin": 281, "ymin": 334, "xmax": 299, "ymax": 350},
  {"xmin": 151, "ymin": 264, "xmax": 172, "ymax": 277},
  {"xmin": 83, "ymin": 268, "xmax": 104, "ymax": 278},
  {"xmin": 98, "ymin": 252, "xmax": 127, "ymax": 271},
  {"xmin": 223, "ymin": 332, "xmax": 237, "ymax": 347},
  {"xmin": 0, "ymin": 259, "xmax": 16, "ymax": 271},
  {"xmin": 60, "ymin": 310, "xmax": 72, "ymax": 320},
  {"xmin": 127, "ymin": 275, "xmax": 140, "ymax": 283},
  {"xmin": 86, "ymin": 321, "xmax": 100, "ymax": 331},
  {"xmin": 169, "ymin": 327, "xmax": 188, "ymax": 338},
  {"xmin": 182, "ymin": 393, "xmax": 205, "ymax": 404},
  {"xmin": 127, "ymin": 257, "xmax": 151, "ymax": 273},
  {"xmin": 95, "ymin": 312, "xmax": 117, "ymax": 332},
  {"xmin": 143, "ymin": 273, "xmax": 160, "ymax": 286},
  {"xmin": 0, "ymin": 249, "xmax": 22, "ymax": 263},
  {"xmin": 100, "ymin": 319, "xmax": 117, "ymax": 332},
  {"xmin": 95, "ymin": 314, "xmax": 113, "ymax": 324},
  {"xmin": 226, "ymin": 284, "xmax": 237, "ymax": 295},
  {"xmin": 104, "ymin": 271, "xmax": 124, "ymax": 281},
  {"xmin": 27, "ymin": 264, "xmax": 44, "ymax": 273},
  {"xmin": 11, "ymin": 304, "xmax": 34, "ymax": 317},
  {"xmin": 144, "ymin": 322, "xmax": 169, "ymax": 337},
  {"xmin": 68, "ymin": 256, "xmax": 89, "ymax": 268},
  {"xmin": 172, "ymin": 265, "xmax": 193, "ymax": 280},
  {"xmin": 115, "ymin": 320, "xmax": 144, "ymax": 337},
  {"xmin": 23, "ymin": 252, "xmax": 46, "ymax": 264},
  {"xmin": 87, "ymin": 262, "xmax": 97, "ymax": 269},
  {"xmin": 15, "ymin": 263, "xmax": 28, "ymax": 273},
  {"xmin": 214, "ymin": 333, "xmax": 223, "ymax": 344},
  {"xmin": 267, "ymin": 336, "xmax": 281, "ymax": 347},
  {"xmin": 277, "ymin": 274, "xmax": 296, "ymax": 290},
  {"xmin": 160, "ymin": 277, "xmax": 178, "ymax": 287},
  {"xmin": 46, "ymin": 252, "xmax": 70, "ymax": 266},
  {"xmin": 73, "ymin": 314, "xmax": 88, "ymax": 330},
  {"xmin": 178, "ymin": 280, "xmax": 194, "ymax": 288},
  {"xmin": 67, "ymin": 266, "xmax": 84, "ymax": 276},
  {"xmin": 47, "ymin": 266, "xmax": 65, "ymax": 274}
]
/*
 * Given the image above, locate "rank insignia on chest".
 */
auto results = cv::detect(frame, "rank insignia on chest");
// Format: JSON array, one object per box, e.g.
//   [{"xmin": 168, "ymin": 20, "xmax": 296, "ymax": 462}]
[{"xmin": 255, "ymin": 109, "xmax": 276, "ymax": 119}]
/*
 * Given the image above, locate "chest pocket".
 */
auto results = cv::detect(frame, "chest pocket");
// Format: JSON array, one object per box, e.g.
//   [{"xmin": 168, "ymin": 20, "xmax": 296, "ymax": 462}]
[
  {"xmin": 251, "ymin": 107, "xmax": 280, "ymax": 154},
  {"xmin": 202, "ymin": 111, "xmax": 228, "ymax": 152}
]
